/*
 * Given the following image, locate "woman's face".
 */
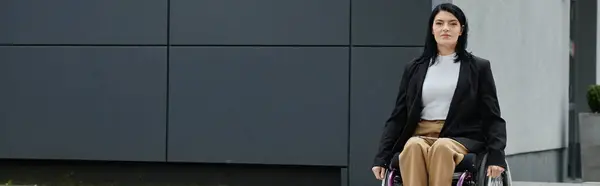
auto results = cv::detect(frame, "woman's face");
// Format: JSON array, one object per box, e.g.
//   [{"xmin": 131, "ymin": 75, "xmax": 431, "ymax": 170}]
[{"xmin": 432, "ymin": 11, "xmax": 462, "ymax": 47}]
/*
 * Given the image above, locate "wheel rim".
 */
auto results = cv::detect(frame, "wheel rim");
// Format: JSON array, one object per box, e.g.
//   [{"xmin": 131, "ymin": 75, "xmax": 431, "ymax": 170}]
[
  {"xmin": 387, "ymin": 170, "xmax": 395, "ymax": 186},
  {"xmin": 456, "ymin": 172, "xmax": 469, "ymax": 186}
]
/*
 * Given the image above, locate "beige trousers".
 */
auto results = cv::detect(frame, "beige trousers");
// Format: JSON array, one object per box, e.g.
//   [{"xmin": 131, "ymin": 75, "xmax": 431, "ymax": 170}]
[{"xmin": 399, "ymin": 120, "xmax": 468, "ymax": 186}]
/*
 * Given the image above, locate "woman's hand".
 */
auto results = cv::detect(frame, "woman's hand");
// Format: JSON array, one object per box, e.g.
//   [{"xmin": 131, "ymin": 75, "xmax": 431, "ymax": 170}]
[
  {"xmin": 372, "ymin": 166, "xmax": 387, "ymax": 180},
  {"xmin": 487, "ymin": 165, "xmax": 505, "ymax": 178}
]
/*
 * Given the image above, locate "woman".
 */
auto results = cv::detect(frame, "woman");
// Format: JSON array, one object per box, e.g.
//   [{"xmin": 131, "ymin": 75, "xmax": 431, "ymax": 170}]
[{"xmin": 371, "ymin": 3, "xmax": 507, "ymax": 186}]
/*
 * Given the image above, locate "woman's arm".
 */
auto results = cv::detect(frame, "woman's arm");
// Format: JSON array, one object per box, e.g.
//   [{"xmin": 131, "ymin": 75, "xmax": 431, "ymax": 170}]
[
  {"xmin": 372, "ymin": 62, "xmax": 413, "ymax": 167},
  {"xmin": 478, "ymin": 60, "xmax": 508, "ymax": 168}
]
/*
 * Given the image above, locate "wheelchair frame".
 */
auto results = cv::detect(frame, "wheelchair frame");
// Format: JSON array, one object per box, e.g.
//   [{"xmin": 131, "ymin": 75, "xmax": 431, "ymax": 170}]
[{"xmin": 381, "ymin": 153, "xmax": 512, "ymax": 186}]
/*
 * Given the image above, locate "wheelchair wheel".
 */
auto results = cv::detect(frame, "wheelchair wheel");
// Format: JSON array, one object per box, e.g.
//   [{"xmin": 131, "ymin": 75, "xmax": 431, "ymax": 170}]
[
  {"xmin": 381, "ymin": 168, "xmax": 402, "ymax": 186},
  {"xmin": 477, "ymin": 164, "xmax": 512, "ymax": 186},
  {"xmin": 475, "ymin": 153, "xmax": 512, "ymax": 186},
  {"xmin": 455, "ymin": 172, "xmax": 475, "ymax": 186}
]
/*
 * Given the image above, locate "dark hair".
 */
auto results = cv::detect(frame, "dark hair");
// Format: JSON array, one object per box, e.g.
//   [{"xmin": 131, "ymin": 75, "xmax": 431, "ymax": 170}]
[{"xmin": 416, "ymin": 3, "xmax": 472, "ymax": 65}]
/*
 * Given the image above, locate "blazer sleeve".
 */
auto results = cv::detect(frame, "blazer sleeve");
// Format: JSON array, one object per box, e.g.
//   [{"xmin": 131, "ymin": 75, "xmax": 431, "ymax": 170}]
[
  {"xmin": 372, "ymin": 62, "xmax": 413, "ymax": 167},
  {"xmin": 478, "ymin": 60, "xmax": 508, "ymax": 168}
]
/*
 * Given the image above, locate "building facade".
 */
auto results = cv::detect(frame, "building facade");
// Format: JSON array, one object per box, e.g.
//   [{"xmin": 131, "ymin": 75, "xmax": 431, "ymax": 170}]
[{"xmin": 0, "ymin": 0, "xmax": 590, "ymax": 185}]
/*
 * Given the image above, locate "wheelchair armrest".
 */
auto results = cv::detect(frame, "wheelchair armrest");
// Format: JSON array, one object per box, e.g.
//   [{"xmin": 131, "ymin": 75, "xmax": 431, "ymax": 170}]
[{"xmin": 456, "ymin": 153, "xmax": 477, "ymax": 172}]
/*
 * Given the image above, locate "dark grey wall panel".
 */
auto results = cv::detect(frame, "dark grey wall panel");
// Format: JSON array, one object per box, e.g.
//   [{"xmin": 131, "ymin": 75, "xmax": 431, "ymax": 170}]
[
  {"xmin": 506, "ymin": 149, "xmax": 563, "ymax": 182},
  {"xmin": 432, "ymin": 0, "xmax": 453, "ymax": 9},
  {"xmin": 0, "ymin": 0, "xmax": 167, "ymax": 45},
  {"xmin": 0, "ymin": 46, "xmax": 167, "ymax": 161},
  {"xmin": 351, "ymin": 0, "xmax": 430, "ymax": 46},
  {"xmin": 169, "ymin": 0, "xmax": 349, "ymax": 45},
  {"xmin": 168, "ymin": 47, "xmax": 349, "ymax": 166},
  {"xmin": 348, "ymin": 47, "xmax": 422, "ymax": 186}
]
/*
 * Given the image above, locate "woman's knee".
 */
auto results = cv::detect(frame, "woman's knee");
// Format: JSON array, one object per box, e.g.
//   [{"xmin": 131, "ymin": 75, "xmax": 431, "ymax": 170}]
[
  {"xmin": 398, "ymin": 137, "xmax": 427, "ymax": 160},
  {"xmin": 401, "ymin": 137, "xmax": 427, "ymax": 155},
  {"xmin": 430, "ymin": 138, "xmax": 463, "ymax": 154},
  {"xmin": 431, "ymin": 138, "xmax": 454, "ymax": 148}
]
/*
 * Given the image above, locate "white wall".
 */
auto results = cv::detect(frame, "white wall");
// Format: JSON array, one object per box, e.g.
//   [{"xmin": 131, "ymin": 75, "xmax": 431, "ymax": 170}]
[{"xmin": 452, "ymin": 0, "xmax": 571, "ymax": 155}]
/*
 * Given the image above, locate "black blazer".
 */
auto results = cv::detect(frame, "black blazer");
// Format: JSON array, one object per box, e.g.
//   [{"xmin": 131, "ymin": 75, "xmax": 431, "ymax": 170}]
[{"xmin": 373, "ymin": 54, "xmax": 507, "ymax": 169}]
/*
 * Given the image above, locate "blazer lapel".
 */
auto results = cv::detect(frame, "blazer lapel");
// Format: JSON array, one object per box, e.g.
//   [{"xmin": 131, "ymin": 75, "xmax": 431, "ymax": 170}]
[
  {"xmin": 444, "ymin": 60, "xmax": 469, "ymax": 125},
  {"xmin": 407, "ymin": 60, "xmax": 429, "ymax": 122},
  {"xmin": 414, "ymin": 62, "xmax": 428, "ymax": 101}
]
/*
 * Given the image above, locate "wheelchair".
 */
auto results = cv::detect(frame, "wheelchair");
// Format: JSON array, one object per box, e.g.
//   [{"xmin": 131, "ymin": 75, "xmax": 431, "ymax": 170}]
[{"xmin": 381, "ymin": 152, "xmax": 512, "ymax": 186}]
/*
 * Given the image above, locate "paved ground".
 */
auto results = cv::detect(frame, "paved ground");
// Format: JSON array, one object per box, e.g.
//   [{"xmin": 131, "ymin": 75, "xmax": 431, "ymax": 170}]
[{"xmin": 514, "ymin": 182, "xmax": 600, "ymax": 186}]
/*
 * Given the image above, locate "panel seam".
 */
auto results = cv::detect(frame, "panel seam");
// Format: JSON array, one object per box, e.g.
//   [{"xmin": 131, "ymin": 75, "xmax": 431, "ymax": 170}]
[
  {"xmin": 346, "ymin": 0, "xmax": 352, "ymax": 185},
  {"xmin": 165, "ymin": 0, "xmax": 171, "ymax": 162}
]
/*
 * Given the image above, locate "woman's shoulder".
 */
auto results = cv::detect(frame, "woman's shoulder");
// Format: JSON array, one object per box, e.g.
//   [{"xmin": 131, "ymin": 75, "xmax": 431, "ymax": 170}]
[
  {"xmin": 402, "ymin": 57, "xmax": 422, "ymax": 73},
  {"xmin": 470, "ymin": 54, "xmax": 491, "ymax": 64},
  {"xmin": 467, "ymin": 54, "xmax": 492, "ymax": 70}
]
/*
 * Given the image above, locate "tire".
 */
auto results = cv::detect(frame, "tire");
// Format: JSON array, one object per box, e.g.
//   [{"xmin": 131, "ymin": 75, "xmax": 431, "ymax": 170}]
[{"xmin": 479, "ymin": 164, "xmax": 511, "ymax": 186}]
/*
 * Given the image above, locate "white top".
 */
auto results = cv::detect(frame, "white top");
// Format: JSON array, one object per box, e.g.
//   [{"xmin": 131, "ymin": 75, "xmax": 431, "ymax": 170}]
[{"xmin": 420, "ymin": 53, "xmax": 461, "ymax": 120}]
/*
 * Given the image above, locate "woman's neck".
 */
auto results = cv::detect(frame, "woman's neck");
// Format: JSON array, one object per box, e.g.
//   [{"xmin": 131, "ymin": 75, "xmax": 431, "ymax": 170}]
[{"xmin": 437, "ymin": 45, "xmax": 456, "ymax": 56}]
